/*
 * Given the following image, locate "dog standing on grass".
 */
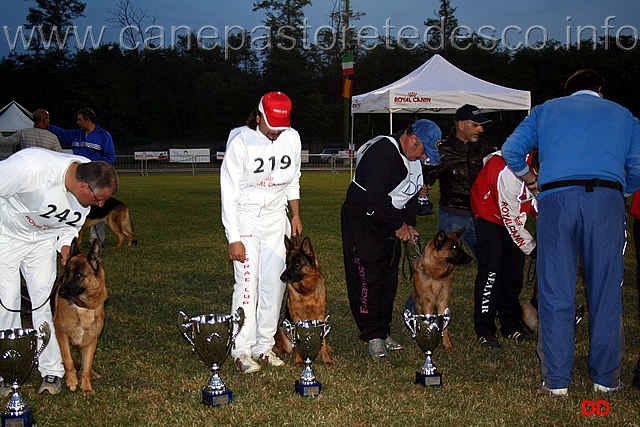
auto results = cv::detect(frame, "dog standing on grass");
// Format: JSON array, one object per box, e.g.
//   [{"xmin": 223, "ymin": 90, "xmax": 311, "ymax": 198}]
[
  {"xmin": 78, "ymin": 198, "xmax": 137, "ymax": 248},
  {"xmin": 53, "ymin": 237, "xmax": 108, "ymax": 394},
  {"xmin": 412, "ymin": 230, "xmax": 472, "ymax": 350},
  {"xmin": 273, "ymin": 235, "xmax": 333, "ymax": 365}
]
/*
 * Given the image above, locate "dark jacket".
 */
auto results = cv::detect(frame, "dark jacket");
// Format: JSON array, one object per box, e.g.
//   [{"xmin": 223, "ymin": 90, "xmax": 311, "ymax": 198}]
[{"xmin": 436, "ymin": 132, "xmax": 497, "ymax": 211}]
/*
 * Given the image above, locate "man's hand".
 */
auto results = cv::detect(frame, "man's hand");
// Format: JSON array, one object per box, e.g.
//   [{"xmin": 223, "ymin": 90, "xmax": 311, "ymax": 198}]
[
  {"xmin": 228, "ymin": 241, "xmax": 246, "ymax": 262},
  {"xmin": 61, "ymin": 245, "xmax": 70, "ymax": 266},
  {"xmin": 395, "ymin": 223, "xmax": 412, "ymax": 241}
]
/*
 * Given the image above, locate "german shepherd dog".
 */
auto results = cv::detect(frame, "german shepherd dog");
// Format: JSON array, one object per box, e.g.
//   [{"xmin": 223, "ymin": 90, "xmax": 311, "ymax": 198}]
[
  {"xmin": 78, "ymin": 198, "xmax": 137, "ymax": 248},
  {"xmin": 273, "ymin": 235, "xmax": 333, "ymax": 366},
  {"xmin": 53, "ymin": 237, "xmax": 108, "ymax": 394},
  {"xmin": 521, "ymin": 278, "xmax": 585, "ymax": 335},
  {"xmin": 412, "ymin": 230, "xmax": 472, "ymax": 350}
]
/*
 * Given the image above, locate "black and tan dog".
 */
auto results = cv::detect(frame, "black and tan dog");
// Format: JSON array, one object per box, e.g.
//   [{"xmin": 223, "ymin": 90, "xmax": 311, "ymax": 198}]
[
  {"xmin": 521, "ymin": 280, "xmax": 585, "ymax": 335},
  {"xmin": 53, "ymin": 237, "xmax": 108, "ymax": 394},
  {"xmin": 273, "ymin": 235, "xmax": 333, "ymax": 366},
  {"xmin": 412, "ymin": 230, "xmax": 472, "ymax": 350},
  {"xmin": 78, "ymin": 198, "xmax": 137, "ymax": 248}
]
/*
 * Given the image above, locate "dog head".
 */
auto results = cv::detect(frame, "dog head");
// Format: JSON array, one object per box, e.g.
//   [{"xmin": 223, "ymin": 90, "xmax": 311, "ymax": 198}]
[
  {"xmin": 432, "ymin": 229, "xmax": 473, "ymax": 266},
  {"xmin": 55, "ymin": 237, "xmax": 107, "ymax": 309},
  {"xmin": 280, "ymin": 235, "xmax": 321, "ymax": 285}
]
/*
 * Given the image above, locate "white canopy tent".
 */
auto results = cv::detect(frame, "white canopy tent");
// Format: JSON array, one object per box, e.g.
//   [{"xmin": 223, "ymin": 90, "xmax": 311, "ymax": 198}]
[
  {"xmin": 0, "ymin": 101, "xmax": 33, "ymax": 132},
  {"xmin": 0, "ymin": 101, "xmax": 33, "ymax": 159},
  {"xmin": 350, "ymin": 54, "xmax": 531, "ymax": 135}
]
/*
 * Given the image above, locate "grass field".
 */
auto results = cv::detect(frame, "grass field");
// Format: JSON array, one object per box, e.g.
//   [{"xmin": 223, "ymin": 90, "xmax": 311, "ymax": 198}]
[{"xmin": 17, "ymin": 172, "xmax": 640, "ymax": 426}]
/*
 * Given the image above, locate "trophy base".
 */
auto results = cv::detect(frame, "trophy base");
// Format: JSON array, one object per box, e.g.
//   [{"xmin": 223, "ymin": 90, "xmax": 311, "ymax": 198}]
[
  {"xmin": 202, "ymin": 388, "xmax": 232, "ymax": 407},
  {"xmin": 416, "ymin": 371, "xmax": 442, "ymax": 387},
  {"xmin": 2, "ymin": 408, "xmax": 34, "ymax": 427},
  {"xmin": 294, "ymin": 380, "xmax": 321, "ymax": 397}
]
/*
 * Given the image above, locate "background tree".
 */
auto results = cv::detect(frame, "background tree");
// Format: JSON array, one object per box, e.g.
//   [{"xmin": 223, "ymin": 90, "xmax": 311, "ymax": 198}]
[
  {"xmin": 423, "ymin": 0, "xmax": 458, "ymax": 54},
  {"xmin": 25, "ymin": 0, "xmax": 86, "ymax": 60},
  {"xmin": 107, "ymin": 0, "xmax": 156, "ymax": 61}
]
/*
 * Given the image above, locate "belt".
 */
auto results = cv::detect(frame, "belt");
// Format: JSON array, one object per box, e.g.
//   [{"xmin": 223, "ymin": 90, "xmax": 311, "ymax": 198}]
[{"xmin": 540, "ymin": 178, "xmax": 623, "ymax": 193}]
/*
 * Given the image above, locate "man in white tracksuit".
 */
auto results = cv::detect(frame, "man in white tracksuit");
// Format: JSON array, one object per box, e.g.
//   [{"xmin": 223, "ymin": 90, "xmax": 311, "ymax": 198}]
[
  {"xmin": 220, "ymin": 92, "xmax": 302, "ymax": 374},
  {"xmin": 0, "ymin": 147, "xmax": 118, "ymax": 394}
]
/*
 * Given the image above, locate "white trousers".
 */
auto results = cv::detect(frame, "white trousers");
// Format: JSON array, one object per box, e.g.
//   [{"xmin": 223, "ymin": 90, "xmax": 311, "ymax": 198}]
[
  {"xmin": 230, "ymin": 209, "xmax": 288, "ymax": 358},
  {"xmin": 0, "ymin": 236, "xmax": 65, "ymax": 378}
]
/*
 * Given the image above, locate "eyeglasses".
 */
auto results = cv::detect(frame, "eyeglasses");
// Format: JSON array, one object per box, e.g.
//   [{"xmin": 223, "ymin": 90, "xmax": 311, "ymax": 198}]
[{"xmin": 88, "ymin": 184, "xmax": 107, "ymax": 205}]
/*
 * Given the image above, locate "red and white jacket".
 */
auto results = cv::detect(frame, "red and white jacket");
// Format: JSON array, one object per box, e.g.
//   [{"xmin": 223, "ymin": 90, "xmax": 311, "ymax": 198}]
[{"xmin": 471, "ymin": 151, "xmax": 537, "ymax": 255}]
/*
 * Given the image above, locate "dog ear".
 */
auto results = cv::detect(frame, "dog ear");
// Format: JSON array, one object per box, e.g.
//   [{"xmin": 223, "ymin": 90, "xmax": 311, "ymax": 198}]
[
  {"xmin": 454, "ymin": 228, "xmax": 466, "ymax": 238},
  {"xmin": 88, "ymin": 239, "xmax": 102, "ymax": 272},
  {"xmin": 434, "ymin": 230, "xmax": 448, "ymax": 250},
  {"xmin": 300, "ymin": 237, "xmax": 318, "ymax": 265},
  {"xmin": 70, "ymin": 237, "xmax": 81, "ymax": 257},
  {"xmin": 284, "ymin": 235, "xmax": 293, "ymax": 252}
]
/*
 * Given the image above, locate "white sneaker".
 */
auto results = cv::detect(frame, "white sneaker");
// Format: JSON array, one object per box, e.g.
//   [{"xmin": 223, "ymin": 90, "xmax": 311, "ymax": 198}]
[
  {"xmin": 367, "ymin": 338, "xmax": 387, "ymax": 361},
  {"xmin": 594, "ymin": 382, "xmax": 622, "ymax": 393},
  {"xmin": 234, "ymin": 353, "xmax": 261, "ymax": 374},
  {"xmin": 541, "ymin": 382, "xmax": 568, "ymax": 397},
  {"xmin": 256, "ymin": 350, "xmax": 285, "ymax": 367}
]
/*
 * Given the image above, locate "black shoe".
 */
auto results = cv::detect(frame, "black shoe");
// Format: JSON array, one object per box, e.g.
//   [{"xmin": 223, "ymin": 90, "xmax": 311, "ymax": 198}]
[
  {"xmin": 506, "ymin": 330, "xmax": 535, "ymax": 342},
  {"xmin": 478, "ymin": 335, "xmax": 501, "ymax": 349}
]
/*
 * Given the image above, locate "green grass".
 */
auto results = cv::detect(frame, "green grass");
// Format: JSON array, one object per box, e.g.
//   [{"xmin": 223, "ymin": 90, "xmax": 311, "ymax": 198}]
[{"xmin": 18, "ymin": 172, "xmax": 640, "ymax": 426}]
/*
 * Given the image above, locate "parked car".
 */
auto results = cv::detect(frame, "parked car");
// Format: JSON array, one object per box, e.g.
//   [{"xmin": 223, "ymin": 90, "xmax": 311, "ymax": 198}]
[{"xmin": 320, "ymin": 147, "xmax": 342, "ymax": 163}]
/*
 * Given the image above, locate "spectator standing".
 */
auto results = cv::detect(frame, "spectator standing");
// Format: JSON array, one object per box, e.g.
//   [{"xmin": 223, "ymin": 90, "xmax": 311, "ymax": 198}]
[
  {"xmin": 502, "ymin": 69, "xmax": 640, "ymax": 396},
  {"xmin": 0, "ymin": 109, "xmax": 62, "ymax": 152},
  {"xmin": 429, "ymin": 104, "xmax": 498, "ymax": 259}
]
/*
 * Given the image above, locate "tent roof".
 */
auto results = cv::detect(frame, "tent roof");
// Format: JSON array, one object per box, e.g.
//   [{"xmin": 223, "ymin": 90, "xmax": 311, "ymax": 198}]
[
  {"xmin": 351, "ymin": 54, "xmax": 531, "ymax": 114},
  {"xmin": 0, "ymin": 101, "xmax": 33, "ymax": 131}
]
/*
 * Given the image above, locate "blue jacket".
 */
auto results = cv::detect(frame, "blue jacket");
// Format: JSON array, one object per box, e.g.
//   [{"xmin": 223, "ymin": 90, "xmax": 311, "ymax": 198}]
[
  {"xmin": 49, "ymin": 124, "xmax": 116, "ymax": 164},
  {"xmin": 502, "ymin": 91, "xmax": 640, "ymax": 198}
]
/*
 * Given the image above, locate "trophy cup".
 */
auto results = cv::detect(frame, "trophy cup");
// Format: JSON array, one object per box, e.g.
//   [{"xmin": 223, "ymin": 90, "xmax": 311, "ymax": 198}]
[
  {"xmin": 178, "ymin": 308, "xmax": 244, "ymax": 407},
  {"xmin": 0, "ymin": 322, "xmax": 50, "ymax": 427},
  {"xmin": 282, "ymin": 318, "xmax": 331, "ymax": 398},
  {"xmin": 403, "ymin": 308, "xmax": 451, "ymax": 387}
]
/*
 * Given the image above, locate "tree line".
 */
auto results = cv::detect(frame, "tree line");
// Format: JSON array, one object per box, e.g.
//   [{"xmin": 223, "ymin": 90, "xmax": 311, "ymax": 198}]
[{"xmin": 1, "ymin": 0, "xmax": 638, "ymax": 154}]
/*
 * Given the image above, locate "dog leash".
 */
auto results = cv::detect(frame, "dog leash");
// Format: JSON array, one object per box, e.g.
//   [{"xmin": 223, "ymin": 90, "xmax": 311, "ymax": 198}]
[
  {"xmin": 0, "ymin": 289, "xmax": 55, "ymax": 314},
  {"xmin": 401, "ymin": 238, "xmax": 422, "ymax": 281}
]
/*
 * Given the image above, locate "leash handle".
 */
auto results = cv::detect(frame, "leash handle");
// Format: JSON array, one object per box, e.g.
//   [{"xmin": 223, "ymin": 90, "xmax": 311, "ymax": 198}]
[{"xmin": 401, "ymin": 238, "xmax": 423, "ymax": 281}]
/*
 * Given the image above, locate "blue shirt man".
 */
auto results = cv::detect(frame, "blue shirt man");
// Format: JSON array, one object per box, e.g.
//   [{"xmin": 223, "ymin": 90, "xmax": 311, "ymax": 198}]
[{"xmin": 502, "ymin": 69, "xmax": 640, "ymax": 396}]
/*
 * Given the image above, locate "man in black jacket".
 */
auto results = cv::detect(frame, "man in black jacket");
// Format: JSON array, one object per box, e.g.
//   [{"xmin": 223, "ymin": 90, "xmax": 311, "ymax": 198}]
[
  {"xmin": 430, "ymin": 104, "xmax": 497, "ymax": 259},
  {"xmin": 342, "ymin": 120, "xmax": 441, "ymax": 361}
]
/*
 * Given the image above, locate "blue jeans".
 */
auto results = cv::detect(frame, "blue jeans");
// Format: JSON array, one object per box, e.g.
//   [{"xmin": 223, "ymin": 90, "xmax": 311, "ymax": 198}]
[
  {"xmin": 404, "ymin": 207, "xmax": 477, "ymax": 314},
  {"xmin": 437, "ymin": 207, "xmax": 478, "ymax": 260}
]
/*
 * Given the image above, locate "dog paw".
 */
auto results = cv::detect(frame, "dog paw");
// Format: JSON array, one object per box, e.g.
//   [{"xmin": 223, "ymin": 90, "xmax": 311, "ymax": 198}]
[{"xmin": 66, "ymin": 375, "xmax": 78, "ymax": 391}]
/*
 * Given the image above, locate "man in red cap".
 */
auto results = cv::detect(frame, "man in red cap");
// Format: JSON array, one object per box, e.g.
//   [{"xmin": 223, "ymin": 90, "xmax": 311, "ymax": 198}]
[{"xmin": 220, "ymin": 91, "xmax": 302, "ymax": 373}]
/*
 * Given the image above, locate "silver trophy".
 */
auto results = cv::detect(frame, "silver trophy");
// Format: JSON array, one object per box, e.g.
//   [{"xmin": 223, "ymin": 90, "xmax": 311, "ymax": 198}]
[
  {"xmin": 282, "ymin": 318, "xmax": 331, "ymax": 397},
  {"xmin": 0, "ymin": 322, "xmax": 50, "ymax": 427},
  {"xmin": 178, "ymin": 308, "xmax": 244, "ymax": 407},
  {"xmin": 403, "ymin": 308, "xmax": 451, "ymax": 387}
]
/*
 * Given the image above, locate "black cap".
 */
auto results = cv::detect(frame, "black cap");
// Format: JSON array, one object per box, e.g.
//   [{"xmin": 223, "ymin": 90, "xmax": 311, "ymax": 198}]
[{"xmin": 454, "ymin": 104, "xmax": 491, "ymax": 124}]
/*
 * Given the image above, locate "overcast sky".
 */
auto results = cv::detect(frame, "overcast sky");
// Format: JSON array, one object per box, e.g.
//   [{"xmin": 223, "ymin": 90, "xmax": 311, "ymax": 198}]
[{"xmin": 2, "ymin": 0, "xmax": 639, "ymax": 56}]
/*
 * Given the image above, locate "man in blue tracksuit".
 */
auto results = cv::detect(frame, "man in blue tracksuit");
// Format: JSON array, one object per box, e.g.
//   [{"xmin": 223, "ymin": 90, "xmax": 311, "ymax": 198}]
[
  {"xmin": 502, "ymin": 69, "xmax": 640, "ymax": 396},
  {"xmin": 49, "ymin": 107, "xmax": 116, "ymax": 244}
]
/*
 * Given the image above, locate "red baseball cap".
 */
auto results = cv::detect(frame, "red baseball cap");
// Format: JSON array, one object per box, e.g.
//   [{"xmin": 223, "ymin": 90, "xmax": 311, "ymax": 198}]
[{"xmin": 258, "ymin": 92, "xmax": 292, "ymax": 130}]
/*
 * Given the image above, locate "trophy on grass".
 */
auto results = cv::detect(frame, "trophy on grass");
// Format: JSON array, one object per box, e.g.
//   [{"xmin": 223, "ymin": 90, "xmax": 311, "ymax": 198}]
[
  {"xmin": 178, "ymin": 308, "xmax": 244, "ymax": 407},
  {"xmin": 0, "ymin": 322, "xmax": 50, "ymax": 427},
  {"xmin": 403, "ymin": 308, "xmax": 451, "ymax": 387},
  {"xmin": 282, "ymin": 318, "xmax": 331, "ymax": 398}
]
